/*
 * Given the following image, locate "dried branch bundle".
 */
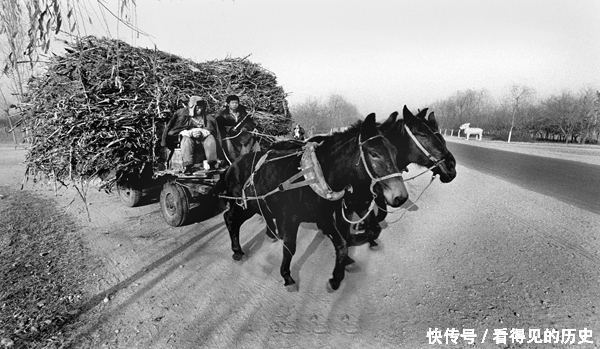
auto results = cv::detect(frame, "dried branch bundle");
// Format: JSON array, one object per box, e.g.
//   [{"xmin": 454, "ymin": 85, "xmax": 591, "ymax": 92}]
[{"xmin": 21, "ymin": 36, "xmax": 292, "ymax": 187}]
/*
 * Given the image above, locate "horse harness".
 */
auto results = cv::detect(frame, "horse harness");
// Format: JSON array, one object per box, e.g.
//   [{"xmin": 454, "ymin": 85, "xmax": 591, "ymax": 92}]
[
  {"xmin": 218, "ymin": 133, "xmax": 401, "ymax": 209},
  {"xmin": 341, "ymin": 125, "xmax": 447, "ymax": 224},
  {"xmin": 220, "ymin": 126, "xmax": 446, "ymax": 225}
]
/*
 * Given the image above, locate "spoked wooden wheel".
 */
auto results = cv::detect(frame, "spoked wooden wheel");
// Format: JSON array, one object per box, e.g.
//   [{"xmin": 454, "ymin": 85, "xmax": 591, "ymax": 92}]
[
  {"xmin": 160, "ymin": 182, "xmax": 190, "ymax": 227},
  {"xmin": 117, "ymin": 180, "xmax": 143, "ymax": 207}
]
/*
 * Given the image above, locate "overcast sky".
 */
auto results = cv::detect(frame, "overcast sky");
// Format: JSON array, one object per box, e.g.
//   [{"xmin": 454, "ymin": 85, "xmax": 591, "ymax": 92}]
[{"xmin": 81, "ymin": 0, "xmax": 600, "ymax": 116}]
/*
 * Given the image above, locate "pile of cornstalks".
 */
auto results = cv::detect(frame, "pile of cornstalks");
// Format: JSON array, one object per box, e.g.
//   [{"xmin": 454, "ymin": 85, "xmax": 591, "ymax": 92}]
[{"xmin": 21, "ymin": 36, "xmax": 292, "ymax": 188}]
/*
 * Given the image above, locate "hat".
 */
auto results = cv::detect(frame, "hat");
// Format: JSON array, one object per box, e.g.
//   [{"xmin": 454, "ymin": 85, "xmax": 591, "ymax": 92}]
[
  {"xmin": 225, "ymin": 95, "xmax": 240, "ymax": 103},
  {"xmin": 188, "ymin": 96, "xmax": 205, "ymax": 108}
]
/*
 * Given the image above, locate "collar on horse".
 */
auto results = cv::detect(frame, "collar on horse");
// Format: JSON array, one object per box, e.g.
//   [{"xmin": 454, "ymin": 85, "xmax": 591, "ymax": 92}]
[
  {"xmin": 230, "ymin": 132, "xmax": 405, "ymax": 208},
  {"xmin": 237, "ymin": 141, "xmax": 346, "ymax": 208},
  {"xmin": 299, "ymin": 141, "xmax": 347, "ymax": 200}
]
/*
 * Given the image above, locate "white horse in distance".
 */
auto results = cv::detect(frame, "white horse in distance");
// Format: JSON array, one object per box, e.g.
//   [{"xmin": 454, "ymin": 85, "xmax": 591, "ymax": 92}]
[{"xmin": 459, "ymin": 123, "xmax": 483, "ymax": 141}]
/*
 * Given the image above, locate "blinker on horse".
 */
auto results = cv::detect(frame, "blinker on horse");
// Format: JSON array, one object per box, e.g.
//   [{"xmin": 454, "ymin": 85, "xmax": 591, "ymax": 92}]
[{"xmin": 216, "ymin": 113, "xmax": 407, "ymax": 291}]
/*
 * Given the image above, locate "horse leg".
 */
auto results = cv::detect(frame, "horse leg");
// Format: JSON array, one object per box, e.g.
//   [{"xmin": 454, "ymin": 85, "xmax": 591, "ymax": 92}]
[
  {"xmin": 318, "ymin": 216, "xmax": 354, "ymax": 266},
  {"xmin": 344, "ymin": 211, "xmax": 381, "ymax": 248},
  {"xmin": 365, "ymin": 212, "xmax": 383, "ymax": 247},
  {"xmin": 224, "ymin": 203, "xmax": 254, "ymax": 261},
  {"xmin": 321, "ymin": 216, "xmax": 349, "ymax": 290},
  {"xmin": 366, "ymin": 196, "xmax": 387, "ymax": 247},
  {"xmin": 277, "ymin": 215, "xmax": 300, "ymax": 289},
  {"xmin": 257, "ymin": 201, "xmax": 279, "ymax": 242},
  {"xmin": 341, "ymin": 199, "xmax": 382, "ymax": 248},
  {"xmin": 375, "ymin": 196, "xmax": 387, "ymax": 222},
  {"xmin": 265, "ymin": 216, "xmax": 279, "ymax": 241}
]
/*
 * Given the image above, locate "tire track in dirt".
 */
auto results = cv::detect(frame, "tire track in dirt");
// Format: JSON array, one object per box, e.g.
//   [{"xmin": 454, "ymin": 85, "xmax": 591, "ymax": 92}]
[{"xmin": 11, "ymin": 140, "xmax": 600, "ymax": 348}]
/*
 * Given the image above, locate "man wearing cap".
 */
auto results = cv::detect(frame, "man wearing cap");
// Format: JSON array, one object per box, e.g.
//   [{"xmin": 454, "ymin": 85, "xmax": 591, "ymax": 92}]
[
  {"xmin": 215, "ymin": 95, "xmax": 257, "ymax": 163},
  {"xmin": 161, "ymin": 96, "xmax": 219, "ymax": 174}
]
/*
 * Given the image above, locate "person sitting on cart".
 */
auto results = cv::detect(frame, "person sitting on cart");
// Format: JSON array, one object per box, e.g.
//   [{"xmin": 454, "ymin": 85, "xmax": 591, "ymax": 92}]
[
  {"xmin": 293, "ymin": 124, "xmax": 306, "ymax": 140},
  {"xmin": 215, "ymin": 94, "xmax": 256, "ymax": 164},
  {"xmin": 161, "ymin": 96, "xmax": 219, "ymax": 174}
]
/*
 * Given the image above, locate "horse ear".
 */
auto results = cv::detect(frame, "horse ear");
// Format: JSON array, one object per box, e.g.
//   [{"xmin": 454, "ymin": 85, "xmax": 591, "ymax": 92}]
[
  {"xmin": 380, "ymin": 111, "xmax": 398, "ymax": 132},
  {"xmin": 417, "ymin": 108, "xmax": 428, "ymax": 119},
  {"xmin": 402, "ymin": 105, "xmax": 415, "ymax": 122},
  {"xmin": 364, "ymin": 113, "xmax": 376, "ymax": 126},
  {"xmin": 362, "ymin": 113, "xmax": 378, "ymax": 137},
  {"xmin": 427, "ymin": 112, "xmax": 439, "ymax": 129}
]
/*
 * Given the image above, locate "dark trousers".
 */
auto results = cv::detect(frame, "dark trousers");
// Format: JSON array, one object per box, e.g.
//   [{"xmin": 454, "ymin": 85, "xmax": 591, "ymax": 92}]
[{"xmin": 180, "ymin": 135, "xmax": 217, "ymax": 167}]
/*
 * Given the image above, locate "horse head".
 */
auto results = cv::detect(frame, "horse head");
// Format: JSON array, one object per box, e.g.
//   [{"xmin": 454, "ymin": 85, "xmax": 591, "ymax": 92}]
[
  {"xmin": 421, "ymin": 111, "xmax": 457, "ymax": 183},
  {"xmin": 358, "ymin": 113, "xmax": 408, "ymax": 207},
  {"xmin": 381, "ymin": 106, "xmax": 456, "ymax": 183}
]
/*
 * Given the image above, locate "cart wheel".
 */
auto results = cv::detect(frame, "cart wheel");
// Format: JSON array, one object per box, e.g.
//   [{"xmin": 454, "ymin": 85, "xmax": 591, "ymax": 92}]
[
  {"xmin": 160, "ymin": 182, "xmax": 190, "ymax": 227},
  {"xmin": 117, "ymin": 180, "xmax": 143, "ymax": 207}
]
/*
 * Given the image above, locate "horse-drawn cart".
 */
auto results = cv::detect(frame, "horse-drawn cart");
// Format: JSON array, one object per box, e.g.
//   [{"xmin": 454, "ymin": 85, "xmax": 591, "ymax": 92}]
[
  {"xmin": 115, "ymin": 148, "xmax": 227, "ymax": 227},
  {"xmin": 156, "ymin": 168, "xmax": 225, "ymax": 226}
]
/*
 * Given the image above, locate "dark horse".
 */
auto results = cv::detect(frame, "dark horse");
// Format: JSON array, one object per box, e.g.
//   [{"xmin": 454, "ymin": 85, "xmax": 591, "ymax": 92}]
[
  {"xmin": 267, "ymin": 106, "xmax": 457, "ymax": 248},
  {"xmin": 214, "ymin": 113, "xmax": 408, "ymax": 290},
  {"xmin": 348, "ymin": 106, "xmax": 457, "ymax": 246}
]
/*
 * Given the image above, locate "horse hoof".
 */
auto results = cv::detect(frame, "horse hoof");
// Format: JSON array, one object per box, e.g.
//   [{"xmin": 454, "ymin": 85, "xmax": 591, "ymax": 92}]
[
  {"xmin": 232, "ymin": 252, "xmax": 244, "ymax": 261},
  {"xmin": 368, "ymin": 240, "xmax": 379, "ymax": 248},
  {"xmin": 343, "ymin": 256, "xmax": 355, "ymax": 266},
  {"xmin": 284, "ymin": 280, "xmax": 298, "ymax": 292},
  {"xmin": 328, "ymin": 279, "xmax": 341, "ymax": 291},
  {"xmin": 345, "ymin": 263, "xmax": 361, "ymax": 273}
]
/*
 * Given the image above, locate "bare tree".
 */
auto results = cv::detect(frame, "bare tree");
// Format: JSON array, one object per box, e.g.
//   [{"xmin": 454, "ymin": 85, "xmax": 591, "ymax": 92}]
[
  {"xmin": 290, "ymin": 97, "xmax": 327, "ymax": 137},
  {"xmin": 507, "ymin": 85, "xmax": 534, "ymax": 143},
  {"xmin": 578, "ymin": 87, "xmax": 600, "ymax": 144},
  {"xmin": 290, "ymin": 94, "xmax": 361, "ymax": 137},
  {"xmin": 543, "ymin": 92, "xmax": 580, "ymax": 144},
  {"xmin": 325, "ymin": 94, "xmax": 362, "ymax": 129},
  {"xmin": 430, "ymin": 88, "xmax": 489, "ymax": 136}
]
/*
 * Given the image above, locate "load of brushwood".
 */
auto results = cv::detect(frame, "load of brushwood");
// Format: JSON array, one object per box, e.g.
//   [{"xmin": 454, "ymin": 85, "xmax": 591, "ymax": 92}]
[{"xmin": 22, "ymin": 36, "xmax": 292, "ymax": 190}]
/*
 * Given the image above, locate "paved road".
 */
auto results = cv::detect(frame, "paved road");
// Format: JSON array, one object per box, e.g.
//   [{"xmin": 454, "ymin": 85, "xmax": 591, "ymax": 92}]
[{"xmin": 446, "ymin": 142, "xmax": 600, "ymax": 215}]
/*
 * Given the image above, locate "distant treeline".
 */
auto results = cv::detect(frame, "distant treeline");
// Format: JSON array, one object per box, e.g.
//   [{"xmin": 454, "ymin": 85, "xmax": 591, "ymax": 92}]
[
  {"xmin": 290, "ymin": 94, "xmax": 363, "ymax": 137},
  {"xmin": 430, "ymin": 87, "xmax": 600, "ymax": 144}
]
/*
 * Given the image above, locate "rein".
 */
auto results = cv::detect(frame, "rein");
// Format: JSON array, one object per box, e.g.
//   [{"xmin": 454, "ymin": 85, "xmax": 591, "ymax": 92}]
[
  {"xmin": 340, "ymin": 125, "xmax": 444, "ymax": 225},
  {"xmin": 217, "ymin": 150, "xmax": 305, "ymax": 206},
  {"xmin": 383, "ymin": 174, "xmax": 437, "ymax": 223},
  {"xmin": 371, "ymin": 125, "xmax": 448, "ymax": 218},
  {"xmin": 341, "ymin": 133, "xmax": 405, "ymax": 225},
  {"xmin": 220, "ymin": 131, "xmax": 404, "ymax": 211}
]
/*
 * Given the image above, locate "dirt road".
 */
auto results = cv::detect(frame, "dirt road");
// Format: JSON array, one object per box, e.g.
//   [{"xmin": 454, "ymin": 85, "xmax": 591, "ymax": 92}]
[{"xmin": 4, "ymin": 140, "xmax": 600, "ymax": 348}]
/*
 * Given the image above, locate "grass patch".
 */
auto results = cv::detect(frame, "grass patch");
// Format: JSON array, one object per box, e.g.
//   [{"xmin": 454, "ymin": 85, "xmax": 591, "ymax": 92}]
[{"xmin": 0, "ymin": 186, "xmax": 95, "ymax": 348}]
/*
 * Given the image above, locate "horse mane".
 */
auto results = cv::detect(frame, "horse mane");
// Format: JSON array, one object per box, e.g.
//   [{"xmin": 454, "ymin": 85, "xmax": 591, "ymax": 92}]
[
  {"xmin": 269, "ymin": 119, "xmax": 365, "ymax": 152},
  {"xmin": 323, "ymin": 119, "xmax": 363, "ymax": 148}
]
